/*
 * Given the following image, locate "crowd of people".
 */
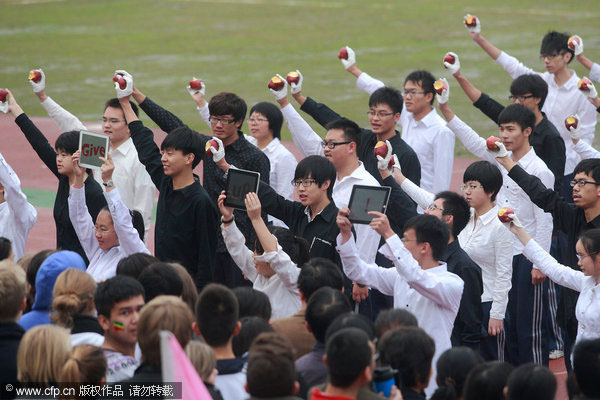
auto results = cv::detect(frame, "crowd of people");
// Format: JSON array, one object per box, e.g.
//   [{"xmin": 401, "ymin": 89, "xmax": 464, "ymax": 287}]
[{"xmin": 1, "ymin": 14, "xmax": 600, "ymax": 400}]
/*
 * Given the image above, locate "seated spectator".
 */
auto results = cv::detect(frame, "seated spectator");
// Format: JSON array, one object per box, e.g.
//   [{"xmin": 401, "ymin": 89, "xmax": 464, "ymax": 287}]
[
  {"xmin": 430, "ymin": 347, "xmax": 483, "ymax": 400},
  {"xmin": 234, "ymin": 287, "xmax": 272, "ymax": 321},
  {"xmin": 233, "ymin": 316, "xmax": 274, "ymax": 357},
  {"xmin": 462, "ymin": 361, "xmax": 514, "ymax": 400},
  {"xmin": 505, "ymin": 363, "xmax": 556, "ymax": 400},
  {"xmin": 137, "ymin": 262, "xmax": 183, "ymax": 302},
  {"xmin": 116, "ymin": 253, "xmax": 157, "ymax": 279},
  {"xmin": 60, "ymin": 344, "xmax": 107, "ymax": 385},
  {"xmin": 374, "ymin": 309, "xmax": 418, "ymax": 340},
  {"xmin": 573, "ymin": 338, "xmax": 600, "ymax": 399},
  {"xmin": 170, "ymin": 263, "xmax": 198, "ymax": 314},
  {"xmin": 185, "ymin": 341, "xmax": 223, "ymax": 400}
]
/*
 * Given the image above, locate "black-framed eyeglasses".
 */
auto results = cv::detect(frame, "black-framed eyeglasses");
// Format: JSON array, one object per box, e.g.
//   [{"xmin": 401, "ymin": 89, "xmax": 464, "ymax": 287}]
[
  {"xmin": 366, "ymin": 110, "xmax": 395, "ymax": 118},
  {"xmin": 209, "ymin": 117, "xmax": 236, "ymax": 126},
  {"xmin": 291, "ymin": 179, "xmax": 317, "ymax": 187},
  {"xmin": 570, "ymin": 180, "xmax": 600, "ymax": 188},
  {"xmin": 426, "ymin": 203, "xmax": 444, "ymax": 212},
  {"xmin": 320, "ymin": 141, "xmax": 351, "ymax": 149},
  {"xmin": 539, "ymin": 52, "xmax": 565, "ymax": 61},
  {"xmin": 508, "ymin": 94, "xmax": 535, "ymax": 102}
]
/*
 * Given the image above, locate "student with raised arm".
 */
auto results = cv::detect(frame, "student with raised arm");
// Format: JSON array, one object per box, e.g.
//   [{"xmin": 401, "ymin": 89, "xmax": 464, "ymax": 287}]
[
  {"xmin": 28, "ymin": 69, "xmax": 155, "ymax": 239},
  {"xmin": 68, "ymin": 151, "xmax": 149, "ymax": 282},
  {"xmin": 571, "ymin": 34, "xmax": 600, "ymax": 86},
  {"xmin": 4, "ymin": 90, "xmax": 106, "ymax": 264},
  {"xmin": 219, "ymin": 191, "xmax": 307, "ymax": 319},
  {"xmin": 569, "ymin": 115, "xmax": 600, "ymax": 160}
]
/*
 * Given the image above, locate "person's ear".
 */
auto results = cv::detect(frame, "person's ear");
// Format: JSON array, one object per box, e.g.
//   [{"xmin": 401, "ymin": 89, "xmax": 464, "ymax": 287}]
[
  {"xmin": 293, "ymin": 381, "xmax": 300, "ymax": 395},
  {"xmin": 424, "ymin": 92, "xmax": 434, "ymax": 105},
  {"xmin": 305, "ymin": 320, "xmax": 312, "ymax": 334},
  {"xmin": 185, "ymin": 153, "xmax": 195, "ymax": 166},
  {"xmin": 564, "ymin": 52, "xmax": 573, "ymax": 63},
  {"xmin": 364, "ymin": 364, "xmax": 374, "ymax": 383},
  {"xmin": 443, "ymin": 214, "xmax": 454, "ymax": 228},
  {"xmin": 233, "ymin": 320, "xmax": 242, "ymax": 336},
  {"xmin": 393, "ymin": 112, "xmax": 401, "ymax": 124},
  {"xmin": 192, "ymin": 321, "xmax": 201, "ymax": 336},
  {"xmin": 322, "ymin": 354, "xmax": 328, "ymax": 366},
  {"xmin": 299, "ymin": 291, "xmax": 306, "ymax": 303},
  {"xmin": 98, "ymin": 314, "xmax": 111, "ymax": 332},
  {"xmin": 321, "ymin": 180, "xmax": 331, "ymax": 191},
  {"xmin": 235, "ymin": 119, "xmax": 243, "ymax": 129},
  {"xmin": 244, "ymin": 383, "xmax": 249, "ymax": 394},
  {"xmin": 523, "ymin": 126, "xmax": 532, "ymax": 138},
  {"xmin": 20, "ymin": 296, "xmax": 26, "ymax": 313},
  {"xmin": 503, "ymin": 386, "xmax": 508, "ymax": 398}
]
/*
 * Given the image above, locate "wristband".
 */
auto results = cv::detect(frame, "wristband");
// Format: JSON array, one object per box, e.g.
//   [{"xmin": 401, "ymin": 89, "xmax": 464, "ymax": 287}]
[{"xmin": 221, "ymin": 216, "xmax": 234, "ymax": 224}]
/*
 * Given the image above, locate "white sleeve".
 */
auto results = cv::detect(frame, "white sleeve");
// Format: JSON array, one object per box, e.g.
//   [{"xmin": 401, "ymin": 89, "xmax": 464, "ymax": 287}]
[
  {"xmin": 0, "ymin": 155, "xmax": 37, "ymax": 238},
  {"xmin": 523, "ymin": 239, "xmax": 585, "ymax": 292},
  {"xmin": 446, "ymin": 115, "xmax": 496, "ymax": 163},
  {"xmin": 354, "ymin": 223, "xmax": 380, "ymax": 264},
  {"xmin": 573, "ymin": 139, "xmax": 600, "ymax": 160},
  {"xmin": 68, "ymin": 186, "xmax": 100, "ymax": 260},
  {"xmin": 335, "ymin": 234, "xmax": 398, "ymax": 296},
  {"xmin": 532, "ymin": 169, "xmax": 554, "ymax": 252},
  {"xmin": 221, "ymin": 221, "xmax": 258, "ymax": 282},
  {"xmin": 356, "ymin": 72, "xmax": 386, "ymax": 96},
  {"xmin": 256, "ymin": 241, "xmax": 300, "ymax": 290},
  {"xmin": 400, "ymin": 177, "xmax": 435, "ymax": 211},
  {"xmin": 280, "ymin": 103, "xmax": 324, "ymax": 157},
  {"xmin": 275, "ymin": 151, "xmax": 297, "ymax": 201},
  {"xmin": 575, "ymin": 96, "xmax": 598, "ymax": 149},
  {"xmin": 380, "ymin": 234, "xmax": 464, "ymax": 313},
  {"xmin": 590, "ymin": 63, "xmax": 600, "ymax": 82},
  {"xmin": 432, "ymin": 127, "xmax": 455, "ymax": 193},
  {"xmin": 104, "ymin": 188, "xmax": 150, "ymax": 256},
  {"xmin": 197, "ymin": 103, "xmax": 211, "ymax": 128},
  {"xmin": 131, "ymin": 162, "xmax": 156, "ymax": 237},
  {"xmin": 495, "ymin": 51, "xmax": 539, "ymax": 79},
  {"xmin": 40, "ymin": 96, "xmax": 87, "ymax": 132},
  {"xmin": 490, "ymin": 224, "xmax": 514, "ymax": 320}
]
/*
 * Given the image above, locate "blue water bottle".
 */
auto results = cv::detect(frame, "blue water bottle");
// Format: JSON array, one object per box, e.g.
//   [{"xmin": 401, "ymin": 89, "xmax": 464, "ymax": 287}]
[{"xmin": 372, "ymin": 365, "xmax": 398, "ymax": 397}]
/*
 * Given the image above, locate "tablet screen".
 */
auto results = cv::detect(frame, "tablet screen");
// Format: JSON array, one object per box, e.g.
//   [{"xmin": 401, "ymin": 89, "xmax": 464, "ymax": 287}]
[
  {"xmin": 348, "ymin": 185, "xmax": 392, "ymax": 224},
  {"xmin": 224, "ymin": 168, "xmax": 261, "ymax": 210}
]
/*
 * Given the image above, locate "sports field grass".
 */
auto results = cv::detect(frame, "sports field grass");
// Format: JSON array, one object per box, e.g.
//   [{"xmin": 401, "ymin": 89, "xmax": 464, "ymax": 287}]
[{"xmin": 1, "ymin": 0, "xmax": 598, "ymax": 157}]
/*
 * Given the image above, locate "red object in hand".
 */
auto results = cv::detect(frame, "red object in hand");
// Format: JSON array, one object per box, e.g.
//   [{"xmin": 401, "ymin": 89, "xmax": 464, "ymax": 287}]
[
  {"xmin": 28, "ymin": 70, "xmax": 42, "ymax": 83},
  {"xmin": 338, "ymin": 47, "xmax": 348, "ymax": 60},
  {"xmin": 267, "ymin": 76, "xmax": 285, "ymax": 91},
  {"xmin": 497, "ymin": 207, "xmax": 514, "ymax": 223},
  {"xmin": 443, "ymin": 53, "xmax": 455, "ymax": 66},
  {"xmin": 189, "ymin": 79, "xmax": 203, "ymax": 90},
  {"xmin": 205, "ymin": 139, "xmax": 219, "ymax": 156},
  {"xmin": 486, "ymin": 136, "xmax": 500, "ymax": 151},
  {"xmin": 113, "ymin": 74, "xmax": 127, "ymax": 90},
  {"xmin": 374, "ymin": 141, "xmax": 394, "ymax": 168},
  {"xmin": 565, "ymin": 115, "xmax": 579, "ymax": 131},
  {"xmin": 578, "ymin": 77, "xmax": 593, "ymax": 91},
  {"xmin": 433, "ymin": 79, "xmax": 447, "ymax": 95},
  {"xmin": 568, "ymin": 36, "xmax": 581, "ymax": 51},
  {"xmin": 0, "ymin": 89, "xmax": 8, "ymax": 102},
  {"xmin": 286, "ymin": 71, "xmax": 300, "ymax": 85},
  {"xmin": 464, "ymin": 15, "xmax": 478, "ymax": 27}
]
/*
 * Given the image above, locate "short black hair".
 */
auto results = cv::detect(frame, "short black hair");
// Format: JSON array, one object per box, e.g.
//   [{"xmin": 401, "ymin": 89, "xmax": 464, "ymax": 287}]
[
  {"xmin": 325, "ymin": 312, "xmax": 375, "ymax": 342},
  {"xmin": 55, "ymin": 130, "xmax": 80, "ymax": 154},
  {"xmin": 249, "ymin": 102, "xmax": 283, "ymax": 139},
  {"xmin": 405, "ymin": 70, "xmax": 436, "ymax": 105},
  {"xmin": 0, "ymin": 237, "xmax": 11, "ymax": 261},
  {"xmin": 505, "ymin": 363, "xmax": 556, "ymax": 400},
  {"xmin": 297, "ymin": 258, "xmax": 345, "ymax": 300},
  {"xmin": 294, "ymin": 155, "xmax": 336, "ymax": 200},
  {"xmin": 573, "ymin": 338, "xmax": 600, "ymax": 398},
  {"xmin": 232, "ymin": 316, "xmax": 274, "ymax": 357},
  {"xmin": 463, "ymin": 361, "xmax": 514, "ymax": 400},
  {"xmin": 374, "ymin": 309, "xmax": 418, "ymax": 339},
  {"xmin": 325, "ymin": 118, "xmax": 361, "ymax": 147},
  {"xmin": 497, "ymin": 104, "xmax": 536, "ymax": 132},
  {"xmin": 403, "ymin": 214, "xmax": 450, "ymax": 261},
  {"xmin": 379, "ymin": 326, "xmax": 435, "ymax": 389},
  {"xmin": 510, "ymin": 75, "xmax": 548, "ymax": 110},
  {"xmin": 463, "ymin": 161, "xmax": 503, "ymax": 202},
  {"xmin": 104, "ymin": 98, "xmax": 139, "ymax": 117},
  {"xmin": 369, "ymin": 87, "xmax": 404, "ymax": 114},
  {"xmin": 305, "ymin": 287, "xmax": 351, "ymax": 343},
  {"xmin": 116, "ymin": 253, "xmax": 158, "ymax": 280},
  {"xmin": 95, "ymin": 275, "xmax": 145, "ymax": 318},
  {"xmin": 434, "ymin": 191, "xmax": 471, "ymax": 238},
  {"xmin": 432, "ymin": 347, "xmax": 483, "ymax": 400},
  {"xmin": 209, "ymin": 92, "xmax": 247, "ymax": 123},
  {"xmin": 195, "ymin": 283, "xmax": 239, "ymax": 347},
  {"xmin": 137, "ymin": 262, "xmax": 183, "ymax": 302},
  {"xmin": 247, "ymin": 332, "xmax": 297, "ymax": 398},
  {"xmin": 255, "ymin": 226, "xmax": 309, "ymax": 268},
  {"xmin": 540, "ymin": 31, "xmax": 573, "ymax": 64},
  {"xmin": 573, "ymin": 158, "xmax": 600, "ymax": 184},
  {"xmin": 161, "ymin": 126, "xmax": 203, "ymax": 168},
  {"xmin": 326, "ymin": 327, "xmax": 373, "ymax": 388},
  {"xmin": 233, "ymin": 287, "xmax": 272, "ymax": 321}
]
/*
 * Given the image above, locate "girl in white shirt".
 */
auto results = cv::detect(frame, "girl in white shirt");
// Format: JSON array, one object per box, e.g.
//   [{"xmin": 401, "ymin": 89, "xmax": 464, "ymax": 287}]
[
  {"xmin": 218, "ymin": 190, "xmax": 308, "ymax": 319},
  {"xmin": 69, "ymin": 152, "xmax": 150, "ymax": 282}
]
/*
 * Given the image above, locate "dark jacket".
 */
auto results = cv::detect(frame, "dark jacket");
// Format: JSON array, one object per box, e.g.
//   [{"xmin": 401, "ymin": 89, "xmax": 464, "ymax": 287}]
[{"xmin": 0, "ymin": 322, "xmax": 24, "ymax": 399}]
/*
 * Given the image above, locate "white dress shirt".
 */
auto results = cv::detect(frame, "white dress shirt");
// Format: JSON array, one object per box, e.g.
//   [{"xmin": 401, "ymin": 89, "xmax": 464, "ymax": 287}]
[
  {"xmin": 68, "ymin": 186, "xmax": 150, "ymax": 282},
  {"xmin": 573, "ymin": 139, "xmax": 600, "ymax": 160},
  {"xmin": 0, "ymin": 153, "xmax": 37, "ymax": 260},
  {"xmin": 221, "ymin": 221, "xmax": 302, "ymax": 320},
  {"xmin": 336, "ymin": 233, "xmax": 464, "ymax": 396},
  {"xmin": 356, "ymin": 72, "xmax": 455, "ymax": 193},
  {"xmin": 524, "ymin": 239, "xmax": 600, "ymax": 345},
  {"xmin": 495, "ymin": 51, "xmax": 597, "ymax": 175},
  {"xmin": 447, "ymin": 115, "xmax": 554, "ymax": 256},
  {"xmin": 591, "ymin": 63, "xmax": 600, "ymax": 82}
]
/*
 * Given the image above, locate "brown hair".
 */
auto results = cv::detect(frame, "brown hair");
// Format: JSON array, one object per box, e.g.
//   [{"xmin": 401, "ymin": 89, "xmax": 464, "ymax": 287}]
[
  {"xmin": 185, "ymin": 341, "xmax": 216, "ymax": 382},
  {"xmin": 169, "ymin": 263, "xmax": 198, "ymax": 313},
  {"xmin": 0, "ymin": 261, "xmax": 27, "ymax": 322},
  {"xmin": 60, "ymin": 344, "xmax": 107, "ymax": 384},
  {"xmin": 18, "ymin": 325, "xmax": 71, "ymax": 384},
  {"xmin": 247, "ymin": 332, "xmax": 297, "ymax": 397},
  {"xmin": 52, "ymin": 268, "xmax": 97, "ymax": 328}
]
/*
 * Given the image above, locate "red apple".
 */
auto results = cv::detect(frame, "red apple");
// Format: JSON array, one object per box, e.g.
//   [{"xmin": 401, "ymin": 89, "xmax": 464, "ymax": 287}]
[
  {"xmin": 0, "ymin": 89, "xmax": 8, "ymax": 103},
  {"xmin": 578, "ymin": 77, "xmax": 592, "ymax": 91},
  {"xmin": 464, "ymin": 15, "xmax": 478, "ymax": 27},
  {"xmin": 565, "ymin": 115, "xmax": 579, "ymax": 131},
  {"xmin": 443, "ymin": 53, "xmax": 455, "ymax": 66},
  {"xmin": 568, "ymin": 36, "xmax": 581, "ymax": 51},
  {"xmin": 28, "ymin": 70, "xmax": 42, "ymax": 83},
  {"xmin": 497, "ymin": 207, "xmax": 514, "ymax": 223},
  {"xmin": 286, "ymin": 71, "xmax": 300, "ymax": 85},
  {"xmin": 486, "ymin": 136, "xmax": 500, "ymax": 151},
  {"xmin": 338, "ymin": 47, "xmax": 348, "ymax": 60},
  {"xmin": 189, "ymin": 79, "xmax": 203, "ymax": 90},
  {"xmin": 112, "ymin": 74, "xmax": 127, "ymax": 90},
  {"xmin": 433, "ymin": 79, "xmax": 447, "ymax": 95},
  {"xmin": 268, "ymin": 76, "xmax": 285, "ymax": 91},
  {"xmin": 205, "ymin": 139, "xmax": 219, "ymax": 156}
]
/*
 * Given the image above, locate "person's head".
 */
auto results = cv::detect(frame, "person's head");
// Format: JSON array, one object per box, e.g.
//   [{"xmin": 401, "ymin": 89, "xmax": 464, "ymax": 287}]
[
  {"xmin": 374, "ymin": 308, "xmax": 418, "ymax": 339},
  {"xmin": 247, "ymin": 332, "xmax": 299, "ymax": 398},
  {"xmin": 378, "ymin": 327, "xmax": 435, "ymax": 391},
  {"xmin": 571, "ymin": 159, "xmax": 600, "ymax": 210},
  {"xmin": 368, "ymin": 87, "xmax": 403, "ymax": 135},
  {"xmin": 404, "ymin": 70, "xmax": 436, "ymax": 113},
  {"xmin": 94, "ymin": 206, "xmax": 119, "ymax": 251},
  {"xmin": 116, "ymin": 253, "xmax": 158, "ymax": 279},
  {"xmin": 17, "ymin": 325, "xmax": 71, "ymax": 385},
  {"xmin": 509, "ymin": 75, "xmax": 548, "ymax": 111},
  {"xmin": 60, "ymin": 344, "xmax": 107, "ymax": 384},
  {"xmin": 169, "ymin": 263, "xmax": 198, "ymax": 314},
  {"xmin": 137, "ymin": 295, "xmax": 194, "ymax": 365},
  {"xmin": 430, "ymin": 347, "xmax": 483, "ymax": 400},
  {"xmin": 462, "ymin": 160, "xmax": 503, "ymax": 207},
  {"xmin": 52, "ymin": 268, "xmax": 97, "ymax": 328},
  {"xmin": 505, "ymin": 363, "xmax": 556, "ymax": 400},
  {"xmin": 497, "ymin": 104, "xmax": 535, "ymax": 153},
  {"xmin": 33, "ymin": 251, "xmax": 86, "ymax": 311},
  {"xmin": 208, "ymin": 92, "xmax": 247, "ymax": 144},
  {"xmin": 195, "ymin": 283, "xmax": 240, "ymax": 348},
  {"xmin": 325, "ymin": 327, "xmax": 375, "ymax": 389},
  {"xmin": 297, "ymin": 257, "xmax": 345, "ymax": 303},
  {"xmin": 254, "ymin": 226, "xmax": 310, "ymax": 278},
  {"xmin": 25, "ymin": 249, "xmax": 54, "ymax": 312},
  {"xmin": 540, "ymin": 31, "xmax": 573, "ymax": 73},
  {"xmin": 293, "ymin": 155, "xmax": 336, "ymax": 204},
  {"xmin": 0, "ymin": 237, "xmax": 12, "ymax": 261},
  {"xmin": 305, "ymin": 287, "xmax": 351, "ymax": 344},
  {"xmin": 403, "ymin": 215, "xmax": 449, "ymax": 262},
  {"xmin": 232, "ymin": 316, "xmax": 274, "ymax": 357},
  {"xmin": 102, "ymin": 98, "xmax": 139, "ymax": 147},
  {"xmin": 137, "ymin": 262, "xmax": 183, "ymax": 302},
  {"xmin": 54, "ymin": 131, "xmax": 80, "ymax": 176},
  {"xmin": 427, "ymin": 191, "xmax": 471, "ymax": 239},
  {"xmin": 322, "ymin": 118, "xmax": 361, "ymax": 169},
  {"xmin": 575, "ymin": 228, "xmax": 600, "ymax": 279},
  {"xmin": 95, "ymin": 275, "xmax": 145, "ymax": 347},
  {"xmin": 325, "ymin": 313, "xmax": 375, "ymax": 343},
  {"xmin": 160, "ymin": 126, "xmax": 203, "ymax": 175},
  {"xmin": 573, "ymin": 338, "xmax": 600, "ymax": 399},
  {"xmin": 462, "ymin": 361, "xmax": 514, "ymax": 400},
  {"xmin": 185, "ymin": 341, "xmax": 217, "ymax": 385},
  {"xmin": 233, "ymin": 287, "xmax": 272, "ymax": 321},
  {"xmin": 248, "ymin": 102, "xmax": 283, "ymax": 141},
  {"xmin": 0, "ymin": 261, "xmax": 27, "ymax": 322}
]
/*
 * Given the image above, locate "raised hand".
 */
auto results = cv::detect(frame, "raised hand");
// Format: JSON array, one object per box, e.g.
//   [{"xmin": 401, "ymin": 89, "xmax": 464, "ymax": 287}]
[
  {"xmin": 443, "ymin": 52, "xmax": 461, "ymax": 76},
  {"xmin": 339, "ymin": 46, "xmax": 356, "ymax": 70},
  {"xmin": 28, "ymin": 68, "xmax": 45, "ymax": 93},
  {"xmin": 217, "ymin": 190, "xmax": 234, "ymax": 222},
  {"xmin": 244, "ymin": 192, "xmax": 262, "ymax": 221},
  {"xmin": 269, "ymin": 74, "xmax": 288, "ymax": 101},
  {"xmin": 99, "ymin": 152, "xmax": 115, "ymax": 184},
  {"xmin": 289, "ymin": 70, "xmax": 303, "ymax": 95},
  {"xmin": 114, "ymin": 70, "xmax": 133, "ymax": 99}
]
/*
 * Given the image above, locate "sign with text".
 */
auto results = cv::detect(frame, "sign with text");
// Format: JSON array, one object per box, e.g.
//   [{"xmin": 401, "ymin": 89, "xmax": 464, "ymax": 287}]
[{"xmin": 78, "ymin": 130, "xmax": 109, "ymax": 169}]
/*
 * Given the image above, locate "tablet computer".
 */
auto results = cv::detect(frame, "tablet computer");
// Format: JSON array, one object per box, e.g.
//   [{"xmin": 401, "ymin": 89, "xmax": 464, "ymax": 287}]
[
  {"xmin": 224, "ymin": 168, "xmax": 261, "ymax": 210},
  {"xmin": 78, "ymin": 130, "xmax": 109, "ymax": 169},
  {"xmin": 348, "ymin": 185, "xmax": 392, "ymax": 224}
]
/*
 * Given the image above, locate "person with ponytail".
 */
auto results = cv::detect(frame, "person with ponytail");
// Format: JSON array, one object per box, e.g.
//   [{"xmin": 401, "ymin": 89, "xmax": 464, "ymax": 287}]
[
  {"xmin": 430, "ymin": 347, "xmax": 483, "ymax": 400},
  {"xmin": 219, "ymin": 191, "xmax": 309, "ymax": 319},
  {"xmin": 60, "ymin": 344, "xmax": 107, "ymax": 385},
  {"xmin": 52, "ymin": 268, "xmax": 104, "ymax": 346}
]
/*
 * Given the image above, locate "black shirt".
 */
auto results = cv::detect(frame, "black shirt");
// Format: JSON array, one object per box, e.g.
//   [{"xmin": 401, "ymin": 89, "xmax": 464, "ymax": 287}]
[
  {"xmin": 138, "ymin": 97, "xmax": 270, "ymax": 253},
  {"xmin": 129, "ymin": 120, "xmax": 218, "ymax": 291},
  {"xmin": 442, "ymin": 240, "xmax": 484, "ymax": 349},
  {"xmin": 15, "ymin": 113, "xmax": 106, "ymax": 265},
  {"xmin": 0, "ymin": 322, "xmax": 24, "ymax": 399}
]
